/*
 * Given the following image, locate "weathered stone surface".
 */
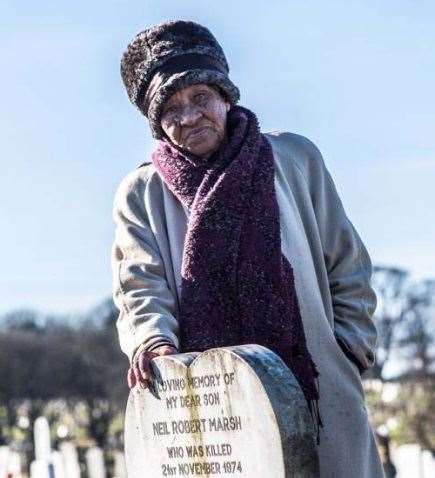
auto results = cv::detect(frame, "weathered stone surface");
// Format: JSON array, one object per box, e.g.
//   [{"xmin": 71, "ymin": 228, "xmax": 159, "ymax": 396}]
[{"xmin": 125, "ymin": 344, "xmax": 319, "ymax": 477}]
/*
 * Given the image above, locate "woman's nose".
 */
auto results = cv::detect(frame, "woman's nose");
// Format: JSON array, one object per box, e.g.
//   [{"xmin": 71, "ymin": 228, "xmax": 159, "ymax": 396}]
[{"xmin": 179, "ymin": 105, "xmax": 202, "ymax": 126}]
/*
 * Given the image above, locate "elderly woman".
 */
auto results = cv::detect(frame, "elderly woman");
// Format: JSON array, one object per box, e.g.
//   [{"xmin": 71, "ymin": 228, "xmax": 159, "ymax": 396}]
[{"xmin": 113, "ymin": 20, "xmax": 384, "ymax": 477}]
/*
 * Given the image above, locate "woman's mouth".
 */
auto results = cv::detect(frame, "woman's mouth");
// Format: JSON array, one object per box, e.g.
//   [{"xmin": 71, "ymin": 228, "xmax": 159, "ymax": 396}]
[{"xmin": 187, "ymin": 126, "xmax": 210, "ymax": 140}]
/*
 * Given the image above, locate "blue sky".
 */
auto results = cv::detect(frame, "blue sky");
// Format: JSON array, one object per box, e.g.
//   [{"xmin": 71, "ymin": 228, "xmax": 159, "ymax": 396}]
[{"xmin": 1, "ymin": 1, "xmax": 434, "ymax": 315}]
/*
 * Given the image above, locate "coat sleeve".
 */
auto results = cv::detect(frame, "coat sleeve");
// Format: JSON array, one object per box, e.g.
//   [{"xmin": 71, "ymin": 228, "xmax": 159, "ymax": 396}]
[
  {"xmin": 111, "ymin": 170, "xmax": 180, "ymax": 364},
  {"xmin": 295, "ymin": 135, "xmax": 378, "ymax": 373}
]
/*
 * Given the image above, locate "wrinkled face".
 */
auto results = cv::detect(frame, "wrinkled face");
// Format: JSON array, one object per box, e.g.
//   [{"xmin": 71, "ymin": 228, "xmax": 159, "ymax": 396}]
[{"xmin": 159, "ymin": 83, "xmax": 231, "ymax": 160}]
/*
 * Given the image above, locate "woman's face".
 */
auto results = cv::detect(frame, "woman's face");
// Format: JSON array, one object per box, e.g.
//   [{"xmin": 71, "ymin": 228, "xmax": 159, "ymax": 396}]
[{"xmin": 159, "ymin": 83, "xmax": 231, "ymax": 160}]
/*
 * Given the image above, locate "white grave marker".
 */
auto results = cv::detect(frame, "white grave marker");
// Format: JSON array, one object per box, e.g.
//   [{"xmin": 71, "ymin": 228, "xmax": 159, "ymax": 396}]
[
  {"xmin": 34, "ymin": 417, "xmax": 51, "ymax": 462},
  {"xmin": 59, "ymin": 442, "xmax": 80, "ymax": 478},
  {"xmin": 125, "ymin": 345, "xmax": 319, "ymax": 477},
  {"xmin": 51, "ymin": 451, "xmax": 65, "ymax": 478},
  {"xmin": 85, "ymin": 447, "xmax": 105, "ymax": 478},
  {"xmin": 392, "ymin": 444, "xmax": 435, "ymax": 478},
  {"xmin": 113, "ymin": 451, "xmax": 127, "ymax": 478},
  {"xmin": 30, "ymin": 460, "xmax": 55, "ymax": 478},
  {"xmin": 30, "ymin": 417, "xmax": 55, "ymax": 478},
  {"xmin": 7, "ymin": 450, "xmax": 22, "ymax": 477},
  {"xmin": 0, "ymin": 446, "xmax": 10, "ymax": 478}
]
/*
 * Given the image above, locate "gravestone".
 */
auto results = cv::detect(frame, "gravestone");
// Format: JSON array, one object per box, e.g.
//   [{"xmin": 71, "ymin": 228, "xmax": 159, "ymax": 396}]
[
  {"xmin": 30, "ymin": 417, "xmax": 55, "ymax": 478},
  {"xmin": 113, "ymin": 451, "xmax": 127, "ymax": 478},
  {"xmin": 85, "ymin": 447, "xmax": 106, "ymax": 478},
  {"xmin": 0, "ymin": 445, "xmax": 22, "ymax": 478},
  {"xmin": 51, "ymin": 451, "xmax": 66, "ymax": 478},
  {"xmin": 125, "ymin": 344, "xmax": 319, "ymax": 477},
  {"xmin": 59, "ymin": 442, "xmax": 80, "ymax": 478},
  {"xmin": 34, "ymin": 417, "xmax": 52, "ymax": 462},
  {"xmin": 7, "ymin": 450, "xmax": 23, "ymax": 477},
  {"xmin": 0, "ymin": 447, "xmax": 23, "ymax": 478},
  {"xmin": 0, "ymin": 446, "xmax": 9, "ymax": 478},
  {"xmin": 392, "ymin": 444, "xmax": 435, "ymax": 478}
]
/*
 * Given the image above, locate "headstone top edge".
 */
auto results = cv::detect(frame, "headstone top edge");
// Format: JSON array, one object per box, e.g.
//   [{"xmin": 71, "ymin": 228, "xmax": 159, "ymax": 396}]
[{"xmin": 150, "ymin": 344, "xmax": 284, "ymax": 368}]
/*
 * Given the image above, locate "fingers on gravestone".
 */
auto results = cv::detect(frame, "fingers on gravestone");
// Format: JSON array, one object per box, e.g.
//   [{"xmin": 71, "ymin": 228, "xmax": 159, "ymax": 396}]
[
  {"xmin": 133, "ymin": 360, "xmax": 147, "ymax": 388},
  {"xmin": 135, "ymin": 352, "xmax": 160, "ymax": 391},
  {"xmin": 128, "ymin": 350, "xmax": 164, "ymax": 393}
]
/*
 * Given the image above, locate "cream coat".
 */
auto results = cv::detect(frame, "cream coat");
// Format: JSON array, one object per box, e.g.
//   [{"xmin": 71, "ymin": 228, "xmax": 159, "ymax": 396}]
[{"xmin": 111, "ymin": 131, "xmax": 385, "ymax": 477}]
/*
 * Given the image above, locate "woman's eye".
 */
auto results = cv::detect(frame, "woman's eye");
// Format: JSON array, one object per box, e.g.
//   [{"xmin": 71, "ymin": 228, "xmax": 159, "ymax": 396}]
[{"xmin": 194, "ymin": 92, "xmax": 207, "ymax": 102}]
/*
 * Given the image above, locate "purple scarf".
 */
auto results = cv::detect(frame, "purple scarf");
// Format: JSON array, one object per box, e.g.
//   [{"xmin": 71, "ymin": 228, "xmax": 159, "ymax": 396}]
[{"xmin": 151, "ymin": 105, "xmax": 321, "ymax": 433}]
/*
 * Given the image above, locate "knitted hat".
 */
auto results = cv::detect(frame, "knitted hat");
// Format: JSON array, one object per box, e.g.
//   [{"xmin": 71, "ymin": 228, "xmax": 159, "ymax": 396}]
[{"xmin": 120, "ymin": 20, "xmax": 240, "ymax": 139}]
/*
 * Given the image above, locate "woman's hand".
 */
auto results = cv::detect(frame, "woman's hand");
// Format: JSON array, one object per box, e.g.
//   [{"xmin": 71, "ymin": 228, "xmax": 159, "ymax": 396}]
[{"xmin": 127, "ymin": 345, "xmax": 177, "ymax": 389}]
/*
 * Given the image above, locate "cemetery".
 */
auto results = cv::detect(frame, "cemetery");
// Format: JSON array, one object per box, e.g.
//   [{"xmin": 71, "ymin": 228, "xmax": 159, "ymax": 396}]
[{"xmin": 1, "ymin": 275, "xmax": 434, "ymax": 478}]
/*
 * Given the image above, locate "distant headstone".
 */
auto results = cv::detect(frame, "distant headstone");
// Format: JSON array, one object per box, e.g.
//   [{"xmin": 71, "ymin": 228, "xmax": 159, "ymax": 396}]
[
  {"xmin": 392, "ymin": 444, "xmax": 435, "ymax": 478},
  {"xmin": 30, "ymin": 417, "xmax": 55, "ymax": 478},
  {"xmin": 85, "ymin": 447, "xmax": 105, "ymax": 478},
  {"xmin": 59, "ymin": 442, "xmax": 80, "ymax": 478},
  {"xmin": 7, "ymin": 450, "xmax": 23, "ymax": 477},
  {"xmin": 51, "ymin": 451, "xmax": 65, "ymax": 478},
  {"xmin": 0, "ymin": 446, "xmax": 10, "ymax": 478},
  {"xmin": 34, "ymin": 417, "xmax": 51, "ymax": 462},
  {"xmin": 113, "ymin": 451, "xmax": 127, "ymax": 478},
  {"xmin": 30, "ymin": 460, "xmax": 55, "ymax": 478},
  {"xmin": 125, "ymin": 345, "xmax": 319, "ymax": 477}
]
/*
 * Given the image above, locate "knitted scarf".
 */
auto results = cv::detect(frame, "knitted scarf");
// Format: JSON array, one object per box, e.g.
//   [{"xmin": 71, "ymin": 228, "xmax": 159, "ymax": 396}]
[{"xmin": 151, "ymin": 105, "xmax": 322, "ymax": 436}]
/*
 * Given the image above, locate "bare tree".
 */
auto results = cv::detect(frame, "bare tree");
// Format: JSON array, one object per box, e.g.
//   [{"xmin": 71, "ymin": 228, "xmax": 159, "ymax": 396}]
[
  {"xmin": 368, "ymin": 268, "xmax": 435, "ymax": 458},
  {"xmin": 369, "ymin": 266, "xmax": 410, "ymax": 380}
]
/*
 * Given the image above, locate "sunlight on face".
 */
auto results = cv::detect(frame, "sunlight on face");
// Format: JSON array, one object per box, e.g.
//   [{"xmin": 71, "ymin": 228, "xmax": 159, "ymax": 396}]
[{"xmin": 160, "ymin": 84, "xmax": 231, "ymax": 160}]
